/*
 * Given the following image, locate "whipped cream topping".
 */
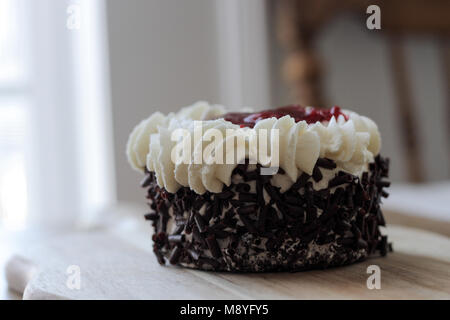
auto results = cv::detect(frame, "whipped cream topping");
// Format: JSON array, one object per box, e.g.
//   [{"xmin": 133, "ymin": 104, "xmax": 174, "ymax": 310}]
[{"xmin": 127, "ymin": 101, "xmax": 381, "ymax": 194}]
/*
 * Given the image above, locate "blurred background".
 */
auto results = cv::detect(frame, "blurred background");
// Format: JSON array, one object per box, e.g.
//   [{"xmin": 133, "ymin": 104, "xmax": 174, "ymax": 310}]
[{"xmin": 0, "ymin": 0, "xmax": 449, "ymax": 235}]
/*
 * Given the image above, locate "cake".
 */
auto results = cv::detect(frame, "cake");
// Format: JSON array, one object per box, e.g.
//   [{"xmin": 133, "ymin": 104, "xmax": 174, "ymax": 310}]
[{"xmin": 127, "ymin": 101, "xmax": 391, "ymax": 272}]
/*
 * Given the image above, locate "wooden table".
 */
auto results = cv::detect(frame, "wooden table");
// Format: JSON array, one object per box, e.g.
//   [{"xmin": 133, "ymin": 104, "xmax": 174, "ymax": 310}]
[{"xmin": 3, "ymin": 217, "xmax": 449, "ymax": 300}]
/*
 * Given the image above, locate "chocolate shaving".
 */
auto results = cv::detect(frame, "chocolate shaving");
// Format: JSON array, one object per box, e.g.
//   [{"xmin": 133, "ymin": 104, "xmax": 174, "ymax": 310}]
[
  {"xmin": 218, "ymin": 189, "xmax": 234, "ymax": 200},
  {"xmin": 169, "ymin": 246, "xmax": 182, "ymax": 265},
  {"xmin": 168, "ymin": 234, "xmax": 185, "ymax": 243},
  {"xmin": 173, "ymin": 224, "xmax": 185, "ymax": 235},
  {"xmin": 140, "ymin": 174, "xmax": 153, "ymax": 188},
  {"xmin": 243, "ymin": 170, "xmax": 259, "ymax": 181},
  {"xmin": 194, "ymin": 213, "xmax": 208, "ymax": 233},
  {"xmin": 144, "ymin": 212, "xmax": 158, "ymax": 221},
  {"xmin": 236, "ymin": 183, "xmax": 251, "ymax": 193},
  {"xmin": 239, "ymin": 192, "xmax": 257, "ymax": 203},
  {"xmin": 257, "ymin": 206, "xmax": 268, "ymax": 233},
  {"xmin": 291, "ymin": 173, "xmax": 310, "ymax": 191},
  {"xmin": 192, "ymin": 226, "xmax": 207, "ymax": 247},
  {"xmin": 312, "ymin": 166, "xmax": 323, "ymax": 182},
  {"xmin": 188, "ymin": 249, "xmax": 200, "ymax": 261},
  {"xmin": 328, "ymin": 174, "xmax": 353, "ymax": 188},
  {"xmin": 153, "ymin": 248, "xmax": 166, "ymax": 265},
  {"xmin": 206, "ymin": 235, "xmax": 222, "ymax": 258},
  {"xmin": 376, "ymin": 180, "xmax": 391, "ymax": 188},
  {"xmin": 237, "ymin": 204, "xmax": 258, "ymax": 215},
  {"xmin": 316, "ymin": 158, "xmax": 337, "ymax": 169}
]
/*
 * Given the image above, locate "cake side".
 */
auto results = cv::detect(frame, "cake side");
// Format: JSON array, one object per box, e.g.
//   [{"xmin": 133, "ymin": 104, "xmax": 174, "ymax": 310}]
[{"xmin": 144, "ymin": 156, "xmax": 390, "ymax": 272}]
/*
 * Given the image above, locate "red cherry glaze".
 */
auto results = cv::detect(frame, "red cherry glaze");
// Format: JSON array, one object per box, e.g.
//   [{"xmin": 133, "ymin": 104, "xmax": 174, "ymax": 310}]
[{"xmin": 222, "ymin": 105, "xmax": 348, "ymax": 128}]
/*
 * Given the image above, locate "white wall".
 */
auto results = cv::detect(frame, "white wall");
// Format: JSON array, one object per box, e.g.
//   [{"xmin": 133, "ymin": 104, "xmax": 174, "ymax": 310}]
[
  {"xmin": 107, "ymin": 0, "xmax": 221, "ymax": 203},
  {"xmin": 106, "ymin": 0, "xmax": 271, "ymax": 204}
]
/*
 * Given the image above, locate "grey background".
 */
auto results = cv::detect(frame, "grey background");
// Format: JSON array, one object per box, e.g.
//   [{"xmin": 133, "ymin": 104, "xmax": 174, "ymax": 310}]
[{"xmin": 106, "ymin": 1, "xmax": 449, "ymax": 204}]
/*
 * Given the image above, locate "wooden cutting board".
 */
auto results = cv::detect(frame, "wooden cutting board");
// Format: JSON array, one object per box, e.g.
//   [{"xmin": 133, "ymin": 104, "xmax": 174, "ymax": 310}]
[{"xmin": 7, "ymin": 224, "xmax": 450, "ymax": 299}]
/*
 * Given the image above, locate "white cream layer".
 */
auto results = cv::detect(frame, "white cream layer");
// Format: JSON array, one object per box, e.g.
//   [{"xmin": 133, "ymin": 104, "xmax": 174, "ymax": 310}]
[{"xmin": 126, "ymin": 101, "xmax": 381, "ymax": 194}]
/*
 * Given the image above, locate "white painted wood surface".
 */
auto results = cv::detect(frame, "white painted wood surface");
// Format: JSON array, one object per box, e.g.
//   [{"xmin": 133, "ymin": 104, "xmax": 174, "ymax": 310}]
[{"xmin": 6, "ymin": 224, "xmax": 450, "ymax": 300}]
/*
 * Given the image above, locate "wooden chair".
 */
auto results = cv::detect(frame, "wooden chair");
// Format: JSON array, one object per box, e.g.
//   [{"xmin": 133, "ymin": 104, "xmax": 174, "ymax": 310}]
[{"xmin": 274, "ymin": 0, "xmax": 450, "ymax": 182}]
